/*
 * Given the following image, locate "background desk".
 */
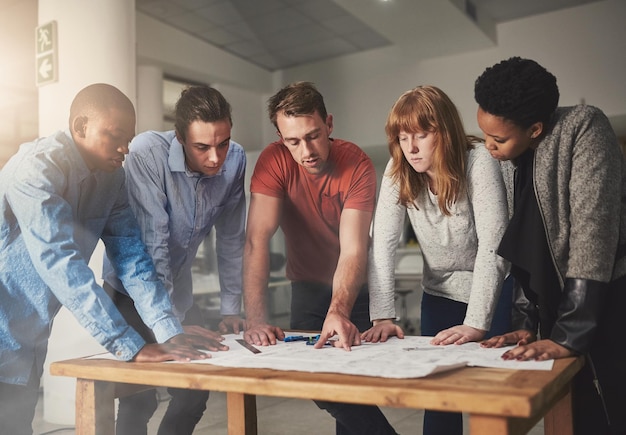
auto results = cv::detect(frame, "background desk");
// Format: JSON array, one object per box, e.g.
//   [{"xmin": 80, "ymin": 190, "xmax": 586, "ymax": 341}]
[{"xmin": 50, "ymin": 354, "xmax": 582, "ymax": 435}]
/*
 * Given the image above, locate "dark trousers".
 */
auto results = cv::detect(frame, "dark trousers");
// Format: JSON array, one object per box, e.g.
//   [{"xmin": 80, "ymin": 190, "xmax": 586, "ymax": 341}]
[
  {"xmin": 104, "ymin": 283, "xmax": 210, "ymax": 435},
  {"xmin": 0, "ymin": 362, "xmax": 40, "ymax": 435},
  {"xmin": 419, "ymin": 275, "xmax": 514, "ymax": 435},
  {"xmin": 290, "ymin": 281, "xmax": 398, "ymax": 435},
  {"xmin": 571, "ymin": 275, "xmax": 626, "ymax": 435}
]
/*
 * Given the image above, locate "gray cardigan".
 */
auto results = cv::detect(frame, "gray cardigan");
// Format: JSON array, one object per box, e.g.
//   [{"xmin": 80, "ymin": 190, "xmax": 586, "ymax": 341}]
[
  {"xmin": 500, "ymin": 105, "xmax": 626, "ymax": 285},
  {"xmin": 369, "ymin": 145, "xmax": 509, "ymax": 330}
]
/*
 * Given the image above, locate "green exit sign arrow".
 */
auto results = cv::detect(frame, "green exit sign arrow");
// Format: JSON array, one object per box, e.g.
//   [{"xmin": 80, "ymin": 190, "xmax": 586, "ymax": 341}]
[{"xmin": 35, "ymin": 21, "xmax": 58, "ymax": 86}]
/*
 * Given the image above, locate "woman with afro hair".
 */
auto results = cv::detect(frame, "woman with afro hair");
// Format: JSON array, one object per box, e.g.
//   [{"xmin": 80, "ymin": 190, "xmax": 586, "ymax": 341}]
[{"xmin": 477, "ymin": 56, "xmax": 626, "ymax": 434}]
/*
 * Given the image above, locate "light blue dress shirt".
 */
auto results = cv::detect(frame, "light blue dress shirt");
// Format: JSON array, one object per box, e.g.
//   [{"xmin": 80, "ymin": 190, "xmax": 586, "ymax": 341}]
[
  {"xmin": 0, "ymin": 130, "xmax": 183, "ymax": 385},
  {"xmin": 103, "ymin": 131, "xmax": 246, "ymax": 320}
]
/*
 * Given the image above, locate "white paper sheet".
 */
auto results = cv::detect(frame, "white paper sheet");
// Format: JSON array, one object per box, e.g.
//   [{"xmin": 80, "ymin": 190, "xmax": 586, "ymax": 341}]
[{"xmin": 86, "ymin": 333, "xmax": 553, "ymax": 379}]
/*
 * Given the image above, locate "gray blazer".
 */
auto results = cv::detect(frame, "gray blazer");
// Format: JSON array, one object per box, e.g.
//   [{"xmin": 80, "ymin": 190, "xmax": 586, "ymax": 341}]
[{"xmin": 500, "ymin": 105, "xmax": 626, "ymax": 286}]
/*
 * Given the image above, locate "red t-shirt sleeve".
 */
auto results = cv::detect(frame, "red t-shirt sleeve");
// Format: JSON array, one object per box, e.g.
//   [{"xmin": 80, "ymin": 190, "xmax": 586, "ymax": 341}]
[
  {"xmin": 343, "ymin": 153, "xmax": 377, "ymax": 213},
  {"xmin": 250, "ymin": 142, "xmax": 288, "ymax": 198}
]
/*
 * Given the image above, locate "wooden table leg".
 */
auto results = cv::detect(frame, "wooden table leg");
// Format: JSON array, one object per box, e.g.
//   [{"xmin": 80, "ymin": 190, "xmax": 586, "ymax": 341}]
[
  {"xmin": 544, "ymin": 386, "xmax": 573, "ymax": 435},
  {"xmin": 469, "ymin": 415, "xmax": 540, "ymax": 435},
  {"xmin": 75, "ymin": 379, "xmax": 115, "ymax": 435},
  {"xmin": 469, "ymin": 415, "xmax": 512, "ymax": 435},
  {"xmin": 227, "ymin": 392, "xmax": 257, "ymax": 435},
  {"xmin": 469, "ymin": 387, "xmax": 573, "ymax": 435}
]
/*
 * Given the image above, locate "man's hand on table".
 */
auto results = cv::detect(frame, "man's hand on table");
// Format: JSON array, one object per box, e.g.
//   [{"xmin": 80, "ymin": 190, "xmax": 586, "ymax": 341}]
[
  {"xmin": 131, "ymin": 341, "xmax": 211, "ymax": 362},
  {"xmin": 218, "ymin": 315, "xmax": 246, "ymax": 334},
  {"xmin": 182, "ymin": 325, "xmax": 224, "ymax": 341},
  {"xmin": 316, "ymin": 311, "xmax": 360, "ymax": 351},
  {"xmin": 130, "ymin": 328, "xmax": 229, "ymax": 362},
  {"xmin": 244, "ymin": 322, "xmax": 285, "ymax": 346},
  {"xmin": 170, "ymin": 331, "xmax": 229, "ymax": 351}
]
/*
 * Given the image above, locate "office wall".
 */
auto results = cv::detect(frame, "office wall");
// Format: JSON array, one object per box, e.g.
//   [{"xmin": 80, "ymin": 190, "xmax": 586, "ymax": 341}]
[
  {"xmin": 212, "ymin": 82, "xmax": 268, "ymax": 154},
  {"xmin": 133, "ymin": 0, "xmax": 626, "ymax": 180},
  {"xmin": 0, "ymin": 0, "xmax": 38, "ymax": 166},
  {"xmin": 134, "ymin": 0, "xmax": 626, "ymax": 190},
  {"xmin": 280, "ymin": 0, "xmax": 626, "ymax": 151},
  {"xmin": 137, "ymin": 12, "xmax": 280, "ymax": 148},
  {"xmin": 5, "ymin": 1, "xmax": 622, "ymax": 166}
]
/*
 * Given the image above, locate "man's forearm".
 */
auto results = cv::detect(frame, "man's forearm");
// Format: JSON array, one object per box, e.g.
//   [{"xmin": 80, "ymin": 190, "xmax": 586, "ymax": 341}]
[
  {"xmin": 243, "ymin": 245, "xmax": 271, "ymax": 324},
  {"xmin": 243, "ymin": 285, "xmax": 269, "ymax": 324},
  {"xmin": 328, "ymin": 255, "xmax": 366, "ymax": 317}
]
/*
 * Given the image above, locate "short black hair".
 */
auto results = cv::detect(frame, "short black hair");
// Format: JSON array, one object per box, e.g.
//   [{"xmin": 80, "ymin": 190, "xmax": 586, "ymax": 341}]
[
  {"xmin": 474, "ymin": 57, "xmax": 559, "ymax": 128},
  {"xmin": 174, "ymin": 85, "xmax": 232, "ymax": 143},
  {"xmin": 69, "ymin": 83, "xmax": 135, "ymax": 128}
]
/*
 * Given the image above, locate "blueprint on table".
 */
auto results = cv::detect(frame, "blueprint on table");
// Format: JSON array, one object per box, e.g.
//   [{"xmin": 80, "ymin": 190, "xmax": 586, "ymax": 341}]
[
  {"xmin": 208, "ymin": 333, "xmax": 552, "ymax": 378},
  {"xmin": 89, "ymin": 332, "xmax": 553, "ymax": 379}
]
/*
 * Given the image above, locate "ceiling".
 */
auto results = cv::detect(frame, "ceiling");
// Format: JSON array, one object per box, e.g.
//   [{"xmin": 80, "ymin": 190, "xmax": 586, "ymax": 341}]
[{"xmin": 136, "ymin": 0, "xmax": 604, "ymax": 71}]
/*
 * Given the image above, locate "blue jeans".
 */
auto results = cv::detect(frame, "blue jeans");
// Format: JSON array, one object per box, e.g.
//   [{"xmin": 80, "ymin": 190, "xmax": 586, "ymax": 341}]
[
  {"xmin": 420, "ymin": 275, "xmax": 514, "ymax": 435},
  {"xmin": 290, "ymin": 281, "xmax": 398, "ymax": 435},
  {"xmin": 106, "ymin": 283, "xmax": 210, "ymax": 435}
]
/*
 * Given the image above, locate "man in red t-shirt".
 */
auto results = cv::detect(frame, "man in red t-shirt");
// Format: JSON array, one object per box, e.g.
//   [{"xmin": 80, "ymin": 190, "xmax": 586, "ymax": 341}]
[{"xmin": 243, "ymin": 82, "xmax": 397, "ymax": 435}]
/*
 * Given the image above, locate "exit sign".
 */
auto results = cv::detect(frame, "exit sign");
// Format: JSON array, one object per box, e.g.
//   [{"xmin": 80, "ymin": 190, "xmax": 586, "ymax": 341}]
[{"xmin": 36, "ymin": 21, "xmax": 58, "ymax": 86}]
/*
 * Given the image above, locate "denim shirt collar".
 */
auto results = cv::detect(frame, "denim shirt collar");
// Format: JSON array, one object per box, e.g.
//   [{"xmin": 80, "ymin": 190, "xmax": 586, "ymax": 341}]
[
  {"xmin": 62, "ymin": 129, "xmax": 99, "ymax": 182},
  {"xmin": 168, "ymin": 136, "xmax": 188, "ymax": 173}
]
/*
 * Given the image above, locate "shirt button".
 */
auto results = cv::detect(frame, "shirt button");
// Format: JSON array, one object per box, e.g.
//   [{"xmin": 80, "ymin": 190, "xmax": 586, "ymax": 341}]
[{"xmin": 116, "ymin": 351, "xmax": 122, "ymax": 356}]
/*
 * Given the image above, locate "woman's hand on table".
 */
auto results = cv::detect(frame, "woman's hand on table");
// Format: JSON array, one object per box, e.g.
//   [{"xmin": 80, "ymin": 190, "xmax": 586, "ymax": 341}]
[
  {"xmin": 480, "ymin": 329, "xmax": 536, "ymax": 349},
  {"xmin": 431, "ymin": 324, "xmax": 486, "ymax": 345},
  {"xmin": 499, "ymin": 338, "xmax": 572, "ymax": 361},
  {"xmin": 479, "ymin": 329, "xmax": 572, "ymax": 360},
  {"xmin": 361, "ymin": 319, "xmax": 405, "ymax": 343}
]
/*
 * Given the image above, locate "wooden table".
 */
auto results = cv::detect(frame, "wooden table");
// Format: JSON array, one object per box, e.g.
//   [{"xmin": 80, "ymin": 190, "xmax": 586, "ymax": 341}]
[{"xmin": 50, "ymin": 354, "xmax": 583, "ymax": 435}]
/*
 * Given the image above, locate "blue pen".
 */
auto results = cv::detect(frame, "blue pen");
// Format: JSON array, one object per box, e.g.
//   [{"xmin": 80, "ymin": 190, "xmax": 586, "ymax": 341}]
[
  {"xmin": 306, "ymin": 335, "xmax": 332, "ymax": 346},
  {"xmin": 306, "ymin": 334, "xmax": 320, "ymax": 345},
  {"xmin": 284, "ymin": 335, "xmax": 308, "ymax": 342}
]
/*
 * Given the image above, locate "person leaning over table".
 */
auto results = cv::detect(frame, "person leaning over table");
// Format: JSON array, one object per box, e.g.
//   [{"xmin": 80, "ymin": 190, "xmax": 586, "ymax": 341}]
[
  {"xmin": 102, "ymin": 85, "xmax": 246, "ymax": 435},
  {"xmin": 475, "ymin": 56, "xmax": 626, "ymax": 435},
  {"xmin": 362, "ymin": 85, "xmax": 511, "ymax": 435},
  {"xmin": 0, "ymin": 83, "xmax": 226, "ymax": 435},
  {"xmin": 242, "ymin": 81, "xmax": 398, "ymax": 435}
]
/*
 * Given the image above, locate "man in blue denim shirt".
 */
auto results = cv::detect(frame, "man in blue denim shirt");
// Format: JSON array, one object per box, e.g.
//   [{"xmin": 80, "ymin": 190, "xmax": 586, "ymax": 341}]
[
  {"xmin": 102, "ymin": 85, "xmax": 246, "ymax": 435},
  {"xmin": 0, "ymin": 83, "xmax": 227, "ymax": 435}
]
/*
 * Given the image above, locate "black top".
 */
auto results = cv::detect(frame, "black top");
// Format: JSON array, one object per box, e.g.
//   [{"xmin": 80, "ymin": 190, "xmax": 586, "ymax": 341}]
[{"xmin": 497, "ymin": 149, "xmax": 561, "ymax": 338}]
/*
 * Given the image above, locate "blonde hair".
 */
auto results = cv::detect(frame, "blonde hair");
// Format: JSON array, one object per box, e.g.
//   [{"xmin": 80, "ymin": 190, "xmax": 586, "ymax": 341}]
[{"xmin": 385, "ymin": 85, "xmax": 479, "ymax": 215}]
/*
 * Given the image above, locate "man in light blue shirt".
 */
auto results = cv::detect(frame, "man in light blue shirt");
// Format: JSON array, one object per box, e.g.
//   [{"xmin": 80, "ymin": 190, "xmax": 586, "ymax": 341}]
[
  {"xmin": 0, "ymin": 83, "xmax": 227, "ymax": 435},
  {"xmin": 103, "ymin": 85, "xmax": 246, "ymax": 435}
]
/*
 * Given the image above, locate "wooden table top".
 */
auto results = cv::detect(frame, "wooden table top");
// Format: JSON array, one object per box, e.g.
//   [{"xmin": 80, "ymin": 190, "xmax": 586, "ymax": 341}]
[{"xmin": 50, "ymin": 354, "xmax": 583, "ymax": 419}]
